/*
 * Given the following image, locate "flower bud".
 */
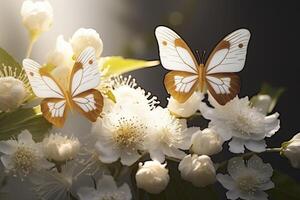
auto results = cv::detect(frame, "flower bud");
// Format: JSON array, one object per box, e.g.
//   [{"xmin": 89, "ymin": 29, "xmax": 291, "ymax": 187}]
[
  {"xmin": 191, "ymin": 128, "xmax": 223, "ymax": 156},
  {"xmin": 179, "ymin": 154, "xmax": 216, "ymax": 187},
  {"xmin": 167, "ymin": 92, "xmax": 202, "ymax": 118},
  {"xmin": 42, "ymin": 133, "xmax": 80, "ymax": 162},
  {"xmin": 282, "ymin": 132, "xmax": 300, "ymax": 168},
  {"xmin": 21, "ymin": 0, "xmax": 53, "ymax": 36},
  {"xmin": 135, "ymin": 160, "xmax": 169, "ymax": 194},
  {"xmin": 70, "ymin": 28, "xmax": 103, "ymax": 58},
  {"xmin": 0, "ymin": 77, "xmax": 27, "ymax": 112},
  {"xmin": 251, "ymin": 94, "xmax": 272, "ymax": 114}
]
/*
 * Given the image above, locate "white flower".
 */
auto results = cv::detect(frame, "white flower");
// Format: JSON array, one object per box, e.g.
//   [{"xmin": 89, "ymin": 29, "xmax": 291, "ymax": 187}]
[
  {"xmin": 93, "ymin": 107, "xmax": 148, "ymax": 166},
  {"xmin": 135, "ymin": 160, "xmax": 169, "ymax": 194},
  {"xmin": 0, "ymin": 130, "xmax": 53, "ymax": 176},
  {"xmin": 42, "ymin": 133, "xmax": 80, "ymax": 162},
  {"xmin": 179, "ymin": 154, "xmax": 216, "ymax": 187},
  {"xmin": 200, "ymin": 97, "xmax": 280, "ymax": 153},
  {"xmin": 111, "ymin": 76, "xmax": 159, "ymax": 112},
  {"xmin": 191, "ymin": 128, "xmax": 223, "ymax": 156},
  {"xmin": 167, "ymin": 92, "xmax": 203, "ymax": 118},
  {"xmin": 78, "ymin": 175, "xmax": 131, "ymax": 200},
  {"xmin": 282, "ymin": 132, "xmax": 300, "ymax": 168},
  {"xmin": 70, "ymin": 28, "xmax": 103, "ymax": 58},
  {"xmin": 217, "ymin": 155, "xmax": 274, "ymax": 200},
  {"xmin": 30, "ymin": 163, "xmax": 76, "ymax": 200},
  {"xmin": 145, "ymin": 107, "xmax": 197, "ymax": 162},
  {"xmin": 0, "ymin": 77, "xmax": 27, "ymax": 112},
  {"xmin": 21, "ymin": 0, "xmax": 53, "ymax": 35},
  {"xmin": 93, "ymin": 77, "xmax": 156, "ymax": 166}
]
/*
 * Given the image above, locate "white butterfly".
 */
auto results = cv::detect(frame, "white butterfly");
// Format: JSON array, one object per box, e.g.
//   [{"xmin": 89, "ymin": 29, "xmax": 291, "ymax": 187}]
[
  {"xmin": 23, "ymin": 47, "xmax": 103, "ymax": 127},
  {"xmin": 155, "ymin": 26, "xmax": 251, "ymax": 105}
]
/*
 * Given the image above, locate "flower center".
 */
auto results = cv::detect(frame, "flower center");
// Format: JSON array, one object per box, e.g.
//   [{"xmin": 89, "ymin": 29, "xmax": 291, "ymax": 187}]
[
  {"xmin": 236, "ymin": 174, "xmax": 259, "ymax": 193},
  {"xmin": 112, "ymin": 116, "xmax": 146, "ymax": 149},
  {"xmin": 13, "ymin": 146, "xmax": 36, "ymax": 174}
]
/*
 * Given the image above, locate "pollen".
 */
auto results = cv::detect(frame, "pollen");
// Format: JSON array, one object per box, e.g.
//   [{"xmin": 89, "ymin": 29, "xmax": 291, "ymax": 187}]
[
  {"xmin": 162, "ymin": 41, "xmax": 167, "ymax": 46},
  {"xmin": 112, "ymin": 116, "xmax": 146, "ymax": 149},
  {"xmin": 13, "ymin": 146, "xmax": 37, "ymax": 174},
  {"xmin": 236, "ymin": 175, "xmax": 259, "ymax": 193}
]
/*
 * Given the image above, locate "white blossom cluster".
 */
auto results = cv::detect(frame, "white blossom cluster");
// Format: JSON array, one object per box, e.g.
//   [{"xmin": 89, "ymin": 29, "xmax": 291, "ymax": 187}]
[{"xmin": 0, "ymin": 1, "xmax": 300, "ymax": 200}]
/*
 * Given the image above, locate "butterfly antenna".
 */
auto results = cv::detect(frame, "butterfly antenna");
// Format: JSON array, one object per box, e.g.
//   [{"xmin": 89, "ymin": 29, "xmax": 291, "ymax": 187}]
[
  {"xmin": 202, "ymin": 51, "xmax": 206, "ymax": 63},
  {"xmin": 195, "ymin": 50, "xmax": 201, "ymax": 64}
]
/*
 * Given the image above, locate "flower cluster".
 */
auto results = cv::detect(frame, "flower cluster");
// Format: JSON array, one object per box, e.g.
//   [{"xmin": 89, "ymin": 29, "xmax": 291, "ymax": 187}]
[{"xmin": 0, "ymin": 1, "xmax": 300, "ymax": 200}]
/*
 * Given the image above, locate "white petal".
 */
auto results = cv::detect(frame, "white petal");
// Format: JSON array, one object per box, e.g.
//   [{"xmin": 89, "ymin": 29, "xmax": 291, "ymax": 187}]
[
  {"xmin": 77, "ymin": 187, "xmax": 99, "ymax": 200},
  {"xmin": 264, "ymin": 113, "xmax": 280, "ymax": 137},
  {"xmin": 118, "ymin": 184, "xmax": 132, "ymax": 200},
  {"xmin": 120, "ymin": 150, "xmax": 140, "ymax": 166},
  {"xmin": 216, "ymin": 174, "xmax": 235, "ymax": 190},
  {"xmin": 226, "ymin": 189, "xmax": 241, "ymax": 200},
  {"xmin": 97, "ymin": 175, "xmax": 118, "ymax": 192},
  {"xmin": 1, "ymin": 155, "xmax": 14, "ymax": 170},
  {"xmin": 227, "ymin": 157, "xmax": 246, "ymax": 180},
  {"xmin": 36, "ymin": 159, "xmax": 54, "ymax": 170},
  {"xmin": 179, "ymin": 127, "xmax": 199, "ymax": 149},
  {"xmin": 247, "ymin": 155, "xmax": 273, "ymax": 179},
  {"xmin": 18, "ymin": 130, "xmax": 34, "ymax": 144},
  {"xmin": 0, "ymin": 141, "xmax": 17, "ymax": 154},
  {"xmin": 149, "ymin": 149, "xmax": 165, "ymax": 163},
  {"xmin": 163, "ymin": 146, "xmax": 186, "ymax": 160},
  {"xmin": 252, "ymin": 191, "xmax": 269, "ymax": 200},
  {"xmin": 229, "ymin": 138, "xmax": 245, "ymax": 153},
  {"xmin": 259, "ymin": 181, "xmax": 275, "ymax": 190},
  {"xmin": 244, "ymin": 140, "xmax": 266, "ymax": 152},
  {"xmin": 95, "ymin": 142, "xmax": 119, "ymax": 164}
]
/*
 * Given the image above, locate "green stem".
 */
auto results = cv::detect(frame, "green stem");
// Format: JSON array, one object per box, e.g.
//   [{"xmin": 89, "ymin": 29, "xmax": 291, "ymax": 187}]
[{"xmin": 26, "ymin": 32, "xmax": 39, "ymax": 58}]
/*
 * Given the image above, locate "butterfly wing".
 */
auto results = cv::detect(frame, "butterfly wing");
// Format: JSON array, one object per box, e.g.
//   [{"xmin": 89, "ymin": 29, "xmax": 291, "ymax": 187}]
[
  {"xmin": 23, "ymin": 59, "xmax": 68, "ymax": 127},
  {"xmin": 206, "ymin": 73, "xmax": 240, "ymax": 105},
  {"xmin": 204, "ymin": 29, "xmax": 251, "ymax": 105},
  {"xmin": 69, "ymin": 47, "xmax": 103, "ymax": 121},
  {"xmin": 72, "ymin": 89, "xmax": 103, "ymax": 122},
  {"xmin": 164, "ymin": 71, "xmax": 199, "ymax": 103},
  {"xmin": 41, "ymin": 98, "xmax": 67, "ymax": 127},
  {"xmin": 155, "ymin": 26, "xmax": 199, "ymax": 102}
]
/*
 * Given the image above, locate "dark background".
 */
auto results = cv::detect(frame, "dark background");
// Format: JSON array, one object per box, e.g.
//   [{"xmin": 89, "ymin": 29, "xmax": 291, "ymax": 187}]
[{"xmin": 119, "ymin": 0, "xmax": 300, "ymax": 198}]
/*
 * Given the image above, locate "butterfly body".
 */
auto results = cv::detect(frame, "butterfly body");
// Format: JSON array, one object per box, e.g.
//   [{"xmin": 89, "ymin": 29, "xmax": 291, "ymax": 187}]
[
  {"xmin": 23, "ymin": 47, "xmax": 103, "ymax": 127},
  {"xmin": 155, "ymin": 26, "xmax": 250, "ymax": 105}
]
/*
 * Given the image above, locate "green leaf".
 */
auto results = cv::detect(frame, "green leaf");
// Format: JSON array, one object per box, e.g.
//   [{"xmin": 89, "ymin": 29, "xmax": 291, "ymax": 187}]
[
  {"xmin": 100, "ymin": 56, "xmax": 159, "ymax": 77},
  {"xmin": 269, "ymin": 170, "xmax": 300, "ymax": 200},
  {"xmin": 144, "ymin": 161, "xmax": 218, "ymax": 200},
  {"xmin": 0, "ymin": 47, "xmax": 22, "ymax": 72},
  {"xmin": 0, "ymin": 106, "xmax": 51, "ymax": 141}
]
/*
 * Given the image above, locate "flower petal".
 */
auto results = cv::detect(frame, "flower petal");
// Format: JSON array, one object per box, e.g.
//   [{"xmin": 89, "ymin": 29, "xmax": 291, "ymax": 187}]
[
  {"xmin": 216, "ymin": 174, "xmax": 235, "ymax": 190},
  {"xmin": 149, "ymin": 149, "xmax": 165, "ymax": 163},
  {"xmin": 97, "ymin": 175, "xmax": 118, "ymax": 192},
  {"xmin": 18, "ymin": 130, "xmax": 34, "ymax": 144},
  {"xmin": 118, "ymin": 184, "xmax": 132, "ymax": 200},
  {"xmin": 95, "ymin": 142, "xmax": 119, "ymax": 164},
  {"xmin": 259, "ymin": 181, "xmax": 275, "ymax": 191},
  {"xmin": 77, "ymin": 187, "xmax": 99, "ymax": 200},
  {"xmin": 226, "ymin": 189, "xmax": 241, "ymax": 200},
  {"xmin": 247, "ymin": 155, "xmax": 273, "ymax": 179},
  {"xmin": 227, "ymin": 157, "xmax": 246, "ymax": 180},
  {"xmin": 1, "ymin": 155, "xmax": 14, "ymax": 170},
  {"xmin": 244, "ymin": 140, "xmax": 266, "ymax": 152},
  {"xmin": 0, "ymin": 141, "xmax": 17, "ymax": 155},
  {"xmin": 120, "ymin": 150, "xmax": 140, "ymax": 166},
  {"xmin": 229, "ymin": 138, "xmax": 245, "ymax": 153}
]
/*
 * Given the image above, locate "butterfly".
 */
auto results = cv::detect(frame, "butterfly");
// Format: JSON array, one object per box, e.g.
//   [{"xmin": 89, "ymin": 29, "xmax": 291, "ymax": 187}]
[
  {"xmin": 23, "ymin": 47, "xmax": 103, "ymax": 127},
  {"xmin": 155, "ymin": 26, "xmax": 251, "ymax": 105}
]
